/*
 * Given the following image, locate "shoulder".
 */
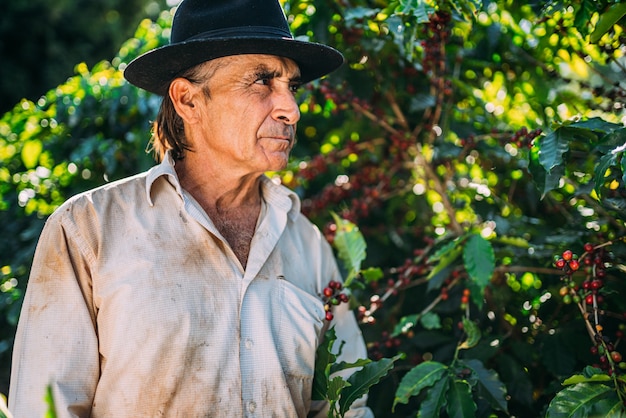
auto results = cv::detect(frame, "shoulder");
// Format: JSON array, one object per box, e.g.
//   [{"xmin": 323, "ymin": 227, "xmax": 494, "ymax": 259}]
[
  {"xmin": 44, "ymin": 170, "xmax": 166, "ymax": 243},
  {"xmin": 53, "ymin": 171, "xmax": 150, "ymax": 218}
]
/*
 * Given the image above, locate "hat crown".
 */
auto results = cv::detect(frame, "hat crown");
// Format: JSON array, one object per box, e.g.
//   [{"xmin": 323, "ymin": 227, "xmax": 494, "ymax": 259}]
[
  {"xmin": 124, "ymin": 0, "xmax": 344, "ymax": 95},
  {"xmin": 171, "ymin": 0, "xmax": 293, "ymax": 44}
]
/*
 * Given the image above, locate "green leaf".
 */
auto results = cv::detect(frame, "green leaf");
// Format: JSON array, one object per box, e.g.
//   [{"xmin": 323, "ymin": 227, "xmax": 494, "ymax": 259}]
[
  {"xmin": 314, "ymin": 326, "xmax": 400, "ymax": 416},
  {"xmin": 573, "ymin": 0, "xmax": 595, "ymax": 37},
  {"xmin": 361, "ymin": 267, "xmax": 384, "ymax": 283},
  {"xmin": 545, "ymin": 383, "xmax": 615, "ymax": 417},
  {"xmin": 313, "ymin": 328, "xmax": 339, "ymax": 401},
  {"xmin": 463, "ymin": 234, "xmax": 495, "ymax": 289},
  {"xmin": 445, "ymin": 380, "xmax": 477, "ymax": 418},
  {"xmin": 569, "ymin": 117, "xmax": 623, "ymax": 134},
  {"xmin": 466, "ymin": 280, "xmax": 485, "ymax": 310},
  {"xmin": 463, "ymin": 359, "xmax": 509, "ymax": 412},
  {"xmin": 328, "ymin": 376, "xmax": 350, "ymax": 404},
  {"xmin": 591, "ymin": 394, "xmax": 626, "ymax": 417},
  {"xmin": 21, "ymin": 139, "xmax": 43, "ymax": 169},
  {"xmin": 420, "ymin": 312, "xmax": 442, "ymax": 330},
  {"xmin": 417, "ymin": 375, "xmax": 450, "ymax": 417},
  {"xmin": 581, "ymin": 366, "xmax": 604, "ymax": 378},
  {"xmin": 330, "ymin": 358, "xmax": 372, "ymax": 376},
  {"xmin": 45, "ymin": 385, "xmax": 57, "ymax": 418},
  {"xmin": 339, "ymin": 355, "xmax": 400, "ymax": 415},
  {"xmin": 562, "ymin": 373, "xmax": 612, "ymax": 385},
  {"xmin": 331, "ymin": 212, "xmax": 366, "ymax": 285},
  {"xmin": 427, "ymin": 237, "xmax": 465, "ymax": 282},
  {"xmin": 392, "ymin": 312, "xmax": 442, "ymax": 337},
  {"xmin": 598, "ymin": 129, "xmax": 626, "ymax": 154},
  {"xmin": 429, "ymin": 237, "xmax": 464, "ymax": 262},
  {"xmin": 538, "ymin": 129, "xmax": 571, "ymax": 173},
  {"xmin": 529, "ymin": 145, "xmax": 565, "ymax": 198},
  {"xmin": 397, "ymin": 0, "xmax": 433, "ymax": 23},
  {"xmin": 459, "ymin": 317, "xmax": 481, "ymax": 350},
  {"xmin": 393, "ymin": 361, "xmax": 448, "ymax": 410},
  {"xmin": 590, "ymin": 2, "xmax": 626, "ymax": 43},
  {"xmin": 594, "ymin": 152, "xmax": 618, "ymax": 196}
]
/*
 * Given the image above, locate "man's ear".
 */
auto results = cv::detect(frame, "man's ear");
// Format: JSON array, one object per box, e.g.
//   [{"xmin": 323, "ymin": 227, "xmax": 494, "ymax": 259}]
[{"xmin": 169, "ymin": 78, "xmax": 202, "ymax": 123}]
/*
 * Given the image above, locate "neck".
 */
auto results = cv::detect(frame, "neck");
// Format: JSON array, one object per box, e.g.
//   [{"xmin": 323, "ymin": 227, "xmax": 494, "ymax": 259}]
[
  {"xmin": 174, "ymin": 153, "xmax": 263, "ymax": 213},
  {"xmin": 174, "ymin": 153, "xmax": 263, "ymax": 269}
]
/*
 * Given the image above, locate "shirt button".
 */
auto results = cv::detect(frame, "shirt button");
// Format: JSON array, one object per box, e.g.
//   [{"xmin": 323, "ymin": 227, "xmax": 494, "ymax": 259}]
[
  {"xmin": 248, "ymin": 401, "xmax": 257, "ymax": 413},
  {"xmin": 245, "ymin": 338, "xmax": 254, "ymax": 350}
]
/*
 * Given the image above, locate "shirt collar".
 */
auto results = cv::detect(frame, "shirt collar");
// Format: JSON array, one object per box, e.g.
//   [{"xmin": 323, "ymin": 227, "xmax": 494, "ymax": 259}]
[
  {"xmin": 145, "ymin": 151, "xmax": 184, "ymax": 206},
  {"xmin": 145, "ymin": 151, "xmax": 301, "ymax": 221},
  {"xmin": 259, "ymin": 175, "xmax": 301, "ymax": 221}
]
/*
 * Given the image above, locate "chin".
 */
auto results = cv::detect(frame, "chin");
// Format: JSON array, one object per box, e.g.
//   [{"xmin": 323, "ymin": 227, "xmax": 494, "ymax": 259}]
[{"xmin": 265, "ymin": 158, "xmax": 289, "ymax": 172}]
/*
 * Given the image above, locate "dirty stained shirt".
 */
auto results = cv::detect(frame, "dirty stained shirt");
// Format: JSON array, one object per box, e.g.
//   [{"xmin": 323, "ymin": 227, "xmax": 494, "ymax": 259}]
[{"xmin": 9, "ymin": 154, "xmax": 373, "ymax": 418}]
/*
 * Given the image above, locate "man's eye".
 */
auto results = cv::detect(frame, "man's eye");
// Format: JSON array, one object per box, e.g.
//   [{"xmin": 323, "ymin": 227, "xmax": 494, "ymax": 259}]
[
  {"xmin": 290, "ymin": 84, "xmax": 302, "ymax": 94},
  {"xmin": 254, "ymin": 77, "xmax": 271, "ymax": 86}
]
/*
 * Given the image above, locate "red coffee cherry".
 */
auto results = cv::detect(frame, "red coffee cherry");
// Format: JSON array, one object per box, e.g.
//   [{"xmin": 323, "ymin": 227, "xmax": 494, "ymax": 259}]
[
  {"xmin": 611, "ymin": 351, "xmax": 623, "ymax": 363},
  {"xmin": 562, "ymin": 250, "xmax": 573, "ymax": 261},
  {"xmin": 590, "ymin": 280, "xmax": 603, "ymax": 290}
]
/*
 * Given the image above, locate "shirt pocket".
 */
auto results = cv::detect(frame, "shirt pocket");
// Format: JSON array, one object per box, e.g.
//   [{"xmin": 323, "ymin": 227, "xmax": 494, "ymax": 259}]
[{"xmin": 274, "ymin": 278, "xmax": 326, "ymax": 378}]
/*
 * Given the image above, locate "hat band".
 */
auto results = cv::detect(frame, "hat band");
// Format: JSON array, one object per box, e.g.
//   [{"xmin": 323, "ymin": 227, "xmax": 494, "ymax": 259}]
[{"xmin": 185, "ymin": 26, "xmax": 294, "ymax": 42}]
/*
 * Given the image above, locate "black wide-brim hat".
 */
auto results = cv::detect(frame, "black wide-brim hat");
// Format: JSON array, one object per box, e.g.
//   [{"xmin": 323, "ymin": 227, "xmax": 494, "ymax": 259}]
[{"xmin": 124, "ymin": 0, "xmax": 345, "ymax": 96}]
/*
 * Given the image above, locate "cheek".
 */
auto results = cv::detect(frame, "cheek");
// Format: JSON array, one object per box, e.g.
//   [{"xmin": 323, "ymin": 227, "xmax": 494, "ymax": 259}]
[{"xmin": 241, "ymin": 104, "xmax": 272, "ymax": 129}]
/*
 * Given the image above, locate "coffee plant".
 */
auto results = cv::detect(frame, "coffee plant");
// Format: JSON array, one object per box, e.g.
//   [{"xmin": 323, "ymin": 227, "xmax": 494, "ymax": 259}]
[{"xmin": 1, "ymin": 0, "xmax": 626, "ymax": 417}]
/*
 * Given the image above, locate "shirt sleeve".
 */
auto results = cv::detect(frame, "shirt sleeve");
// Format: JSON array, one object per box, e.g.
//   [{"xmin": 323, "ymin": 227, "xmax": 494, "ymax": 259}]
[{"xmin": 9, "ymin": 210, "xmax": 99, "ymax": 418}]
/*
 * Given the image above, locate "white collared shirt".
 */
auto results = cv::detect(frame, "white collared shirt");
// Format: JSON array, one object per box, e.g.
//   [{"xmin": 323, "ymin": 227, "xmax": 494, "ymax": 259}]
[{"xmin": 9, "ymin": 154, "xmax": 372, "ymax": 418}]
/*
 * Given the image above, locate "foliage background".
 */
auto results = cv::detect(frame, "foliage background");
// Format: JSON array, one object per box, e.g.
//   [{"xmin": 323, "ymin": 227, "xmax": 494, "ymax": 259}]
[
  {"xmin": 0, "ymin": 0, "xmax": 168, "ymax": 115},
  {"xmin": 1, "ymin": 0, "xmax": 626, "ymax": 416},
  {"xmin": 0, "ymin": 0, "xmax": 168, "ymax": 395}
]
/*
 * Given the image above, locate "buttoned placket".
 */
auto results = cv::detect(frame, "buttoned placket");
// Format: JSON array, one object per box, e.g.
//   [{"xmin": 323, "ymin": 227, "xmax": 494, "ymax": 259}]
[
  {"xmin": 182, "ymin": 186, "xmax": 290, "ymax": 417},
  {"xmin": 239, "ymin": 200, "xmax": 288, "ymax": 417}
]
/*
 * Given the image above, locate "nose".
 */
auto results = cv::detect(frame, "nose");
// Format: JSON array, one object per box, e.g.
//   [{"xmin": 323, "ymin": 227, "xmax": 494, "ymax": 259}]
[{"xmin": 271, "ymin": 86, "xmax": 300, "ymax": 125}]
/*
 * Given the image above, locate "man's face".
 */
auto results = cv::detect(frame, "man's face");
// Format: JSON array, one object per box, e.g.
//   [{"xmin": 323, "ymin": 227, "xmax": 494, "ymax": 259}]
[{"xmin": 191, "ymin": 54, "xmax": 302, "ymax": 176}]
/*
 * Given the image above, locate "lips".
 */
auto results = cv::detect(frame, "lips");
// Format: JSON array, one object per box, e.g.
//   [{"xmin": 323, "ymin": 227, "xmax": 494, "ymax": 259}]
[
  {"xmin": 260, "ymin": 127, "xmax": 295, "ymax": 143},
  {"xmin": 270, "ymin": 136, "xmax": 291, "ymax": 141}
]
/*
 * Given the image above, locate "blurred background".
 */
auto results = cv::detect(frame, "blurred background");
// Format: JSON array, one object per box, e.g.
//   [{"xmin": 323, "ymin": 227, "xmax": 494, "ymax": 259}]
[
  {"xmin": 0, "ymin": 0, "xmax": 173, "ymax": 115},
  {"xmin": 0, "ymin": 0, "xmax": 174, "ymax": 395}
]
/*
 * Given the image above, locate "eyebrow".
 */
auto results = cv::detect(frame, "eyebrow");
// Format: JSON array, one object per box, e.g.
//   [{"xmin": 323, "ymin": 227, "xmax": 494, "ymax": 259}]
[{"xmin": 253, "ymin": 64, "xmax": 302, "ymax": 83}]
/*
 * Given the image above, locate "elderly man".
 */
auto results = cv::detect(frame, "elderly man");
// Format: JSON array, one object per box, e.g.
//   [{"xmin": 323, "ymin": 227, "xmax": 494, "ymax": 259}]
[{"xmin": 8, "ymin": 0, "xmax": 373, "ymax": 417}]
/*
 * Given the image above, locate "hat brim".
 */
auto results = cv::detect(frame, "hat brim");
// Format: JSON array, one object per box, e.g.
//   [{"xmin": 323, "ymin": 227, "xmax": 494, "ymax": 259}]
[{"xmin": 123, "ymin": 37, "xmax": 345, "ymax": 95}]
